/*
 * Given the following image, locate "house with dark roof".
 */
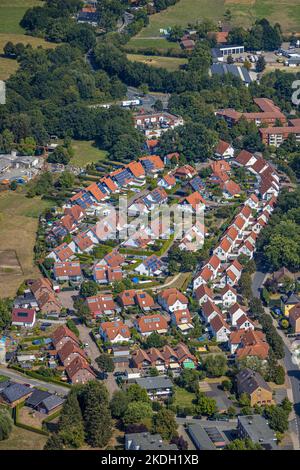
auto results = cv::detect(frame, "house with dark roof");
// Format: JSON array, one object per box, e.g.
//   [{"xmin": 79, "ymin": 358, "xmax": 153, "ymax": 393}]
[
  {"xmin": 0, "ymin": 382, "xmax": 33, "ymax": 406},
  {"xmin": 134, "ymin": 376, "xmax": 173, "ymax": 400},
  {"xmin": 236, "ymin": 368, "xmax": 273, "ymax": 407}
]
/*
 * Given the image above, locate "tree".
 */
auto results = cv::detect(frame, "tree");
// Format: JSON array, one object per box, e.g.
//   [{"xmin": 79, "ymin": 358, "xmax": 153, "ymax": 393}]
[
  {"xmin": 256, "ymin": 55, "xmax": 266, "ymax": 72},
  {"xmin": 152, "ymin": 408, "xmax": 178, "ymax": 440},
  {"xmin": 225, "ymin": 438, "xmax": 263, "ymax": 450},
  {"xmin": 82, "ymin": 381, "xmax": 112, "ymax": 448},
  {"xmin": 203, "ymin": 354, "xmax": 228, "ymax": 377},
  {"xmin": 170, "ymin": 435, "xmax": 188, "ymax": 450},
  {"xmin": 80, "ymin": 280, "xmax": 98, "ymax": 298},
  {"xmin": 221, "ymin": 379, "xmax": 232, "ymax": 392},
  {"xmin": 126, "ymin": 384, "xmax": 150, "ymax": 403},
  {"xmin": 48, "ymin": 145, "xmax": 72, "ymax": 165},
  {"xmin": 57, "ymin": 391, "xmax": 85, "ymax": 448},
  {"xmin": 44, "ymin": 433, "xmax": 64, "ymax": 450},
  {"xmin": 239, "ymin": 272, "xmax": 253, "ymax": 300},
  {"xmin": 196, "ymin": 392, "xmax": 217, "ymax": 416},
  {"xmin": 123, "ymin": 401, "xmax": 153, "ymax": 425},
  {"xmin": 238, "ymin": 392, "xmax": 251, "ymax": 407},
  {"xmin": 264, "ymin": 405, "xmax": 289, "ymax": 433},
  {"xmin": 9, "ymin": 181, "xmax": 18, "ymax": 191},
  {"xmin": 96, "ymin": 353, "xmax": 115, "ymax": 373},
  {"xmin": 110, "ymin": 390, "xmax": 129, "ymax": 418},
  {"xmin": 0, "ymin": 298, "xmax": 13, "ymax": 329},
  {"xmin": 145, "ymin": 332, "xmax": 166, "ymax": 349},
  {"xmin": 175, "ymin": 369, "xmax": 200, "ymax": 393},
  {"xmin": 0, "ymin": 410, "xmax": 13, "ymax": 441}
]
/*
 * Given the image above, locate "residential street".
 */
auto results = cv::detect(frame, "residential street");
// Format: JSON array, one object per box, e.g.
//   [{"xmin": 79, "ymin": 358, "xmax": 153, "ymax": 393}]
[
  {"xmin": 0, "ymin": 366, "xmax": 69, "ymax": 397},
  {"xmin": 251, "ymin": 269, "xmax": 300, "ymax": 449},
  {"xmin": 76, "ymin": 322, "xmax": 119, "ymax": 397}
]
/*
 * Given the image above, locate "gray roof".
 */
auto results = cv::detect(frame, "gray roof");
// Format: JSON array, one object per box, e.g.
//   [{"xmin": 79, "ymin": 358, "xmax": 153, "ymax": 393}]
[
  {"xmin": 211, "ymin": 63, "xmax": 253, "ymax": 84},
  {"xmin": 236, "ymin": 368, "xmax": 271, "ymax": 395},
  {"xmin": 0, "ymin": 380, "xmax": 11, "ymax": 392},
  {"xmin": 125, "ymin": 432, "xmax": 177, "ymax": 450},
  {"xmin": 40, "ymin": 394, "xmax": 64, "ymax": 412},
  {"xmin": 188, "ymin": 424, "xmax": 216, "ymax": 450},
  {"xmin": 238, "ymin": 415, "xmax": 277, "ymax": 449},
  {"xmin": 135, "ymin": 376, "xmax": 173, "ymax": 391},
  {"xmin": 25, "ymin": 389, "xmax": 51, "ymax": 407},
  {"xmin": 1, "ymin": 383, "xmax": 32, "ymax": 403}
]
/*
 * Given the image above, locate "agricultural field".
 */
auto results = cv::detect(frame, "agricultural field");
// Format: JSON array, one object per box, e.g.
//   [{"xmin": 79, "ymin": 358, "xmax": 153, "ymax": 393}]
[
  {"xmin": 134, "ymin": 0, "xmax": 300, "ymax": 44},
  {"xmin": 70, "ymin": 140, "xmax": 108, "ymax": 167},
  {"xmin": 0, "ymin": 191, "xmax": 52, "ymax": 298},
  {"xmin": 127, "ymin": 53, "xmax": 187, "ymax": 71}
]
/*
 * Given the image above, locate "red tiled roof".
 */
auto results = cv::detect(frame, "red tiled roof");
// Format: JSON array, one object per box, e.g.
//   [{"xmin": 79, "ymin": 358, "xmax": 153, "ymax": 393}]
[
  {"xmin": 86, "ymin": 182, "xmax": 106, "ymax": 202},
  {"xmin": 54, "ymin": 261, "xmax": 81, "ymax": 278},
  {"xmin": 100, "ymin": 320, "xmax": 130, "ymax": 341},
  {"xmin": 137, "ymin": 314, "xmax": 168, "ymax": 333},
  {"xmin": 159, "ymin": 288, "xmax": 188, "ymax": 306},
  {"xmin": 215, "ymin": 139, "xmax": 231, "ymax": 155},
  {"xmin": 53, "ymin": 243, "xmax": 74, "ymax": 262},
  {"xmin": 236, "ymin": 150, "xmax": 254, "ymax": 166},
  {"xmin": 11, "ymin": 308, "xmax": 35, "ymax": 324}
]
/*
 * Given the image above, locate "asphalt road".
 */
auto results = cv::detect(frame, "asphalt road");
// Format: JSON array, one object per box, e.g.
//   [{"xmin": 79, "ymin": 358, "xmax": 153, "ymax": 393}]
[
  {"xmin": 0, "ymin": 366, "xmax": 69, "ymax": 397},
  {"xmin": 251, "ymin": 269, "xmax": 300, "ymax": 449}
]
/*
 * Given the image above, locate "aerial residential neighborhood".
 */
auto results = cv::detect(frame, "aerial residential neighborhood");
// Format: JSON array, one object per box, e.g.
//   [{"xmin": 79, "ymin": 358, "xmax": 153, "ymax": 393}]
[{"xmin": 0, "ymin": 0, "xmax": 300, "ymax": 458}]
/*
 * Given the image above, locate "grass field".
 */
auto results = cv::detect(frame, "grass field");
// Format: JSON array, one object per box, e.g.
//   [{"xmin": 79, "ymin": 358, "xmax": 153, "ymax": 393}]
[
  {"xmin": 173, "ymin": 386, "xmax": 196, "ymax": 408},
  {"xmin": 134, "ymin": 0, "xmax": 300, "ymax": 43},
  {"xmin": 0, "ymin": 0, "xmax": 42, "ymax": 35},
  {"xmin": 127, "ymin": 53, "xmax": 187, "ymax": 71},
  {"xmin": 0, "ymin": 1, "xmax": 57, "ymax": 81},
  {"xmin": 71, "ymin": 140, "xmax": 108, "ymax": 167},
  {"xmin": 127, "ymin": 37, "xmax": 182, "ymax": 52},
  {"xmin": 0, "ymin": 191, "xmax": 52, "ymax": 298},
  {"xmin": 0, "ymin": 425, "xmax": 47, "ymax": 450}
]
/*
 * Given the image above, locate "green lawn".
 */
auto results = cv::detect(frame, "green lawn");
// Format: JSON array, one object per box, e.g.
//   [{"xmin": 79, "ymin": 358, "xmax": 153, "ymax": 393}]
[
  {"xmin": 127, "ymin": 53, "xmax": 187, "ymax": 71},
  {"xmin": 173, "ymin": 386, "xmax": 196, "ymax": 407},
  {"xmin": 0, "ymin": 0, "xmax": 42, "ymax": 34},
  {"xmin": 70, "ymin": 140, "xmax": 108, "ymax": 167},
  {"xmin": 127, "ymin": 37, "xmax": 181, "ymax": 52},
  {"xmin": 134, "ymin": 0, "xmax": 300, "ymax": 41}
]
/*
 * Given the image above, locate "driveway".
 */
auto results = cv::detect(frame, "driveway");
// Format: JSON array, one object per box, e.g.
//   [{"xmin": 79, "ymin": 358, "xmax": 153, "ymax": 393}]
[
  {"xmin": 76, "ymin": 323, "xmax": 99, "ymax": 368},
  {"xmin": 76, "ymin": 323, "xmax": 119, "ymax": 397}
]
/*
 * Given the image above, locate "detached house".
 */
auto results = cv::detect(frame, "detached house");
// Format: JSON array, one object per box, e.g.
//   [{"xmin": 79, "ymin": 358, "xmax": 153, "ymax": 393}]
[
  {"xmin": 193, "ymin": 266, "xmax": 214, "ymax": 290},
  {"xmin": 135, "ymin": 255, "xmax": 165, "ymax": 276},
  {"xmin": 220, "ymin": 285, "xmax": 237, "ymax": 308},
  {"xmin": 195, "ymin": 284, "xmax": 214, "ymax": 306},
  {"xmin": 201, "ymin": 300, "xmax": 222, "ymax": 324},
  {"xmin": 86, "ymin": 294, "xmax": 120, "ymax": 319},
  {"xmin": 214, "ymin": 140, "xmax": 234, "ymax": 159},
  {"xmin": 171, "ymin": 309, "xmax": 194, "ymax": 334},
  {"xmin": 236, "ymin": 368, "xmax": 273, "ymax": 407},
  {"xmin": 210, "ymin": 314, "xmax": 230, "ymax": 343},
  {"xmin": 99, "ymin": 320, "xmax": 131, "ymax": 344},
  {"xmin": 229, "ymin": 303, "xmax": 247, "ymax": 326},
  {"xmin": 213, "ymin": 237, "xmax": 232, "ymax": 262},
  {"xmin": 53, "ymin": 261, "xmax": 82, "ymax": 282},
  {"xmin": 135, "ymin": 314, "xmax": 168, "ymax": 337},
  {"xmin": 158, "ymin": 288, "xmax": 188, "ymax": 313},
  {"xmin": 11, "ymin": 308, "xmax": 36, "ymax": 328},
  {"xmin": 135, "ymin": 292, "xmax": 155, "ymax": 311}
]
